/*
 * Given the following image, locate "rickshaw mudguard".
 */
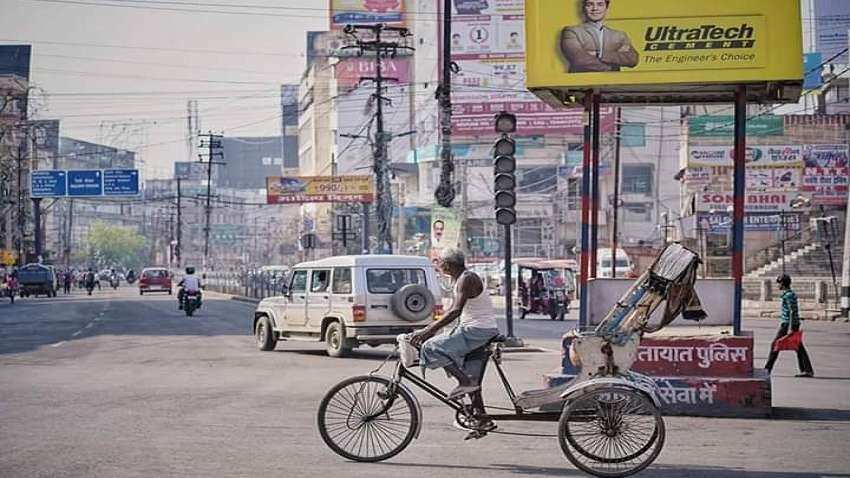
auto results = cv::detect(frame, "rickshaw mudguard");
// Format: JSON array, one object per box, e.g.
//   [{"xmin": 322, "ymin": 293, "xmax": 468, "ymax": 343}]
[{"xmin": 559, "ymin": 372, "xmax": 663, "ymax": 409}]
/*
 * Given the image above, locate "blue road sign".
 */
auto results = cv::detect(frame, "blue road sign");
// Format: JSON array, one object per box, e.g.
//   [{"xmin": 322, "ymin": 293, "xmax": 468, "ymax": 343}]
[
  {"xmin": 104, "ymin": 169, "xmax": 140, "ymax": 196},
  {"xmin": 30, "ymin": 170, "xmax": 67, "ymax": 198},
  {"xmin": 68, "ymin": 170, "xmax": 103, "ymax": 197}
]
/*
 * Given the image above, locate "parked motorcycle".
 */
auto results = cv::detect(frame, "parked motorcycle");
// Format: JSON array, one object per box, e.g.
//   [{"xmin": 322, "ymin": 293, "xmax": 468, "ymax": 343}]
[
  {"xmin": 183, "ymin": 291, "xmax": 202, "ymax": 317},
  {"xmin": 110, "ymin": 276, "xmax": 119, "ymax": 290}
]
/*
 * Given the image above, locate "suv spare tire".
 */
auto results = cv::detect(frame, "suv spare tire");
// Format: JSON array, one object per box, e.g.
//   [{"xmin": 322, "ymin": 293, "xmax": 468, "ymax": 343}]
[{"xmin": 391, "ymin": 284, "xmax": 435, "ymax": 322}]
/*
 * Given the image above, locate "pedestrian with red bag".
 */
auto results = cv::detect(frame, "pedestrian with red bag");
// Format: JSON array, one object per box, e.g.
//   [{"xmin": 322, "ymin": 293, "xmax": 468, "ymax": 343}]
[{"xmin": 765, "ymin": 274, "xmax": 814, "ymax": 377}]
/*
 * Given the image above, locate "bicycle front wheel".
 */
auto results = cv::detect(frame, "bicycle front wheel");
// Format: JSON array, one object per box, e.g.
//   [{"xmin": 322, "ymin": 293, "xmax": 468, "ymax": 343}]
[{"xmin": 317, "ymin": 375, "xmax": 419, "ymax": 462}]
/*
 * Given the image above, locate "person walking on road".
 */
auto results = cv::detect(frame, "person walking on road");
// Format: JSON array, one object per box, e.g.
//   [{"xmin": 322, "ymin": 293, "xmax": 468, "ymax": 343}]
[{"xmin": 765, "ymin": 274, "xmax": 815, "ymax": 377}]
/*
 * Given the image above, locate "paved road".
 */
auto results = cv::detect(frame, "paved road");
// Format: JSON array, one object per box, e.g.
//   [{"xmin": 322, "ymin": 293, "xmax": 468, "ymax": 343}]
[{"xmin": 1, "ymin": 288, "xmax": 849, "ymax": 477}]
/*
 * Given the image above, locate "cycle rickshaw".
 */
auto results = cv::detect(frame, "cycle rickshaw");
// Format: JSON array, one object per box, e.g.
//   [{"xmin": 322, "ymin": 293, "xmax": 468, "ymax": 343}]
[{"xmin": 317, "ymin": 244, "xmax": 704, "ymax": 477}]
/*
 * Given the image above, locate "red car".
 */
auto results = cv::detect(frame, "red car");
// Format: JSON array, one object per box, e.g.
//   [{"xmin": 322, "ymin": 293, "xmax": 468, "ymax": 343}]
[{"xmin": 139, "ymin": 267, "xmax": 172, "ymax": 295}]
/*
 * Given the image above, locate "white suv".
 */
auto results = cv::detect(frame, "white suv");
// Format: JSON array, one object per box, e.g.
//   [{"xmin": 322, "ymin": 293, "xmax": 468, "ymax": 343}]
[{"xmin": 253, "ymin": 255, "xmax": 443, "ymax": 357}]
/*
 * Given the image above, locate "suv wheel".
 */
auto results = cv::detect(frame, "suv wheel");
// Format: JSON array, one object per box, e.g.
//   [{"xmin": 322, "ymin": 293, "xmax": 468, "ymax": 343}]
[
  {"xmin": 255, "ymin": 316, "xmax": 277, "ymax": 351},
  {"xmin": 325, "ymin": 321, "xmax": 352, "ymax": 358}
]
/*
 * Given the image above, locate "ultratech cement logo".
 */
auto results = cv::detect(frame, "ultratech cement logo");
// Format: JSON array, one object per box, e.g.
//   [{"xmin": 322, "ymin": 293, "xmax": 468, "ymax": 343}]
[{"xmin": 644, "ymin": 24, "xmax": 755, "ymax": 51}]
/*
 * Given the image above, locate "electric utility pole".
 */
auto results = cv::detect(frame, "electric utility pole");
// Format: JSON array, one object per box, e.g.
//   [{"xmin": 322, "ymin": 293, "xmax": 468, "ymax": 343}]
[
  {"xmin": 435, "ymin": 0, "xmax": 455, "ymax": 210},
  {"xmin": 198, "ymin": 132, "xmax": 224, "ymax": 271},
  {"xmin": 342, "ymin": 23, "xmax": 413, "ymax": 254}
]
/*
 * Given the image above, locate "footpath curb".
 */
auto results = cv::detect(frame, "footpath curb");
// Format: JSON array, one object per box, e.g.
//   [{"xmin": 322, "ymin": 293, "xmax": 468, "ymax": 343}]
[{"xmin": 207, "ymin": 291, "xmax": 260, "ymax": 305}]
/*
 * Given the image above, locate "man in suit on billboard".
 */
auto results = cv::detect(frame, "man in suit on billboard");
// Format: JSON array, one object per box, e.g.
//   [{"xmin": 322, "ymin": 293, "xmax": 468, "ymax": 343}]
[{"xmin": 561, "ymin": 0, "xmax": 639, "ymax": 73}]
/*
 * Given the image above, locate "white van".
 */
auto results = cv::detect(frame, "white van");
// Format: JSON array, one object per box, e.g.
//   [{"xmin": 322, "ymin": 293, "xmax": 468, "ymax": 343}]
[
  {"xmin": 597, "ymin": 248, "xmax": 634, "ymax": 278},
  {"xmin": 253, "ymin": 255, "xmax": 443, "ymax": 357}
]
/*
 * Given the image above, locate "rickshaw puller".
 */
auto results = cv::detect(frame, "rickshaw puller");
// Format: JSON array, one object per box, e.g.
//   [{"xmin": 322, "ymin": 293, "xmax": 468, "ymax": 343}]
[{"xmin": 410, "ymin": 248, "xmax": 500, "ymax": 422}]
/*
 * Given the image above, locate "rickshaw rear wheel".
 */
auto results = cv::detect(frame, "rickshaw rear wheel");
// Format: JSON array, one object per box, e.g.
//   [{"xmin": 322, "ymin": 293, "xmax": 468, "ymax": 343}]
[{"xmin": 558, "ymin": 387, "xmax": 665, "ymax": 478}]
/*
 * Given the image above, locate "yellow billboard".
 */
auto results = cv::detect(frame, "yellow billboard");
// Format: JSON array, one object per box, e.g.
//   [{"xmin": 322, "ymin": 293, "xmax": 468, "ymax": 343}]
[
  {"xmin": 526, "ymin": 0, "xmax": 803, "ymax": 103},
  {"xmin": 266, "ymin": 176, "xmax": 374, "ymax": 204}
]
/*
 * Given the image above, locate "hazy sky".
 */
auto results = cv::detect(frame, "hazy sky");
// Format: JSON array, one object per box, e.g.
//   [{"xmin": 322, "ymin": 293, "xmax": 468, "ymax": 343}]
[{"xmin": 1, "ymin": 0, "xmax": 328, "ymax": 178}]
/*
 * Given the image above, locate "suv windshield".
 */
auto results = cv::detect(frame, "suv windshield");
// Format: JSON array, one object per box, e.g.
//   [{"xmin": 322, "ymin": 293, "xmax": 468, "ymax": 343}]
[{"xmin": 366, "ymin": 269, "xmax": 426, "ymax": 294}]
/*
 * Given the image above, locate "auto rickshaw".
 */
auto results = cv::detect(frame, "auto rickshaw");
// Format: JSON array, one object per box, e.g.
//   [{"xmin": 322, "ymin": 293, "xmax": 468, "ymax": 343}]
[{"xmin": 516, "ymin": 259, "xmax": 577, "ymax": 320}]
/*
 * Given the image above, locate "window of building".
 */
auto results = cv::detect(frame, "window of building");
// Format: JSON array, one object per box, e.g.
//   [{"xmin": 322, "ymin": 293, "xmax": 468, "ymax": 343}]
[
  {"xmin": 517, "ymin": 167, "xmax": 557, "ymax": 194},
  {"xmin": 622, "ymin": 203, "xmax": 652, "ymax": 223},
  {"xmin": 620, "ymin": 123, "xmax": 646, "ymax": 147},
  {"xmin": 622, "ymin": 164, "xmax": 653, "ymax": 195}
]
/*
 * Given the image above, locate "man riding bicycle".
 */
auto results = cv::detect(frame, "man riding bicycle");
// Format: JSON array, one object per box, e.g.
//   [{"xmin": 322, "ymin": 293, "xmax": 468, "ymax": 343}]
[{"xmin": 410, "ymin": 248, "xmax": 501, "ymax": 429}]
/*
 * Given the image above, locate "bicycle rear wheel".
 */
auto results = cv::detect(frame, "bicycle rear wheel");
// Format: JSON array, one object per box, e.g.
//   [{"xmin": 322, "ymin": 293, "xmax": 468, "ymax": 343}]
[
  {"xmin": 317, "ymin": 375, "xmax": 418, "ymax": 462},
  {"xmin": 558, "ymin": 387, "xmax": 665, "ymax": 478}
]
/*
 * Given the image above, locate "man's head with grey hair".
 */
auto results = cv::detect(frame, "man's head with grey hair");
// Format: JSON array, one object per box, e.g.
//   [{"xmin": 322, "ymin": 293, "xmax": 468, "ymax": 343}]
[{"xmin": 438, "ymin": 247, "xmax": 466, "ymax": 278}]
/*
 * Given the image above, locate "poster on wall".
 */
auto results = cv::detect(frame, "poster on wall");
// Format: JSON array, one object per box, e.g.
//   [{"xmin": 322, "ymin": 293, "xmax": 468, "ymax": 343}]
[
  {"xmin": 802, "ymin": 144, "xmax": 849, "ymax": 168},
  {"xmin": 429, "ymin": 207, "xmax": 461, "ymax": 263}
]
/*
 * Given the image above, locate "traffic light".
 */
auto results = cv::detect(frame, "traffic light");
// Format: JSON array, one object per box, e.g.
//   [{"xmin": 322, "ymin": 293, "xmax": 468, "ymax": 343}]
[{"xmin": 494, "ymin": 135, "xmax": 517, "ymax": 226}]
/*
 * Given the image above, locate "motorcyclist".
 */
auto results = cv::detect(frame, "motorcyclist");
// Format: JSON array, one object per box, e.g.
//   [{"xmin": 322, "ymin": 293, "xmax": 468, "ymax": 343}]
[
  {"xmin": 178, "ymin": 266, "xmax": 202, "ymax": 310},
  {"xmin": 109, "ymin": 268, "xmax": 119, "ymax": 288}
]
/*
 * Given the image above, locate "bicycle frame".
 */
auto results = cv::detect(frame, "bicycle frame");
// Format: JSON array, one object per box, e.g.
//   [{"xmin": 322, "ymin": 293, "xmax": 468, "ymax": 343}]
[{"xmin": 386, "ymin": 349, "xmax": 562, "ymax": 423}]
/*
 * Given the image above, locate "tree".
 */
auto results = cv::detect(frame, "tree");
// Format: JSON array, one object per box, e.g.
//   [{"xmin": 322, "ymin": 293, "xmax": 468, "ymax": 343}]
[{"xmin": 85, "ymin": 222, "xmax": 148, "ymax": 271}]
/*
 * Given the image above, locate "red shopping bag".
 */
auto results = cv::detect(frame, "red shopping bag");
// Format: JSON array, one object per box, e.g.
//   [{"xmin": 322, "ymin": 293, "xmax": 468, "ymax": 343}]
[{"xmin": 773, "ymin": 330, "xmax": 803, "ymax": 352}]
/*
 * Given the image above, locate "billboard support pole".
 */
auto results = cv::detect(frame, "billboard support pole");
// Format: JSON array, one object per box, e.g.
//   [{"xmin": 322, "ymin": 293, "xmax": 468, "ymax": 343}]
[
  {"xmin": 590, "ymin": 94, "xmax": 601, "ymax": 280},
  {"xmin": 32, "ymin": 198, "xmax": 42, "ymax": 261},
  {"xmin": 732, "ymin": 85, "xmax": 747, "ymax": 337},
  {"xmin": 578, "ymin": 93, "xmax": 593, "ymax": 329},
  {"xmin": 612, "ymin": 107, "xmax": 622, "ymax": 278}
]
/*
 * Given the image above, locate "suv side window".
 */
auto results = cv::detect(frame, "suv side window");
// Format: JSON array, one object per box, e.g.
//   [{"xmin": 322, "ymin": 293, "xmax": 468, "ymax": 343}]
[
  {"xmin": 310, "ymin": 270, "xmax": 330, "ymax": 293},
  {"xmin": 290, "ymin": 270, "xmax": 308, "ymax": 293},
  {"xmin": 332, "ymin": 268, "xmax": 352, "ymax": 294}
]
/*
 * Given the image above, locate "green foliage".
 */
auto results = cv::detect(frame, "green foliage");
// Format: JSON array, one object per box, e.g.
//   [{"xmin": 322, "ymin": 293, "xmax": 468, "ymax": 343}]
[{"xmin": 85, "ymin": 222, "xmax": 149, "ymax": 270}]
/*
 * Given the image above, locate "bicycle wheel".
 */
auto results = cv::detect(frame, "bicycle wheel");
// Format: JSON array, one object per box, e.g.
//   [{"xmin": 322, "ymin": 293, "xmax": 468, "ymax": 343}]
[
  {"xmin": 558, "ymin": 387, "xmax": 665, "ymax": 478},
  {"xmin": 317, "ymin": 375, "xmax": 419, "ymax": 463}
]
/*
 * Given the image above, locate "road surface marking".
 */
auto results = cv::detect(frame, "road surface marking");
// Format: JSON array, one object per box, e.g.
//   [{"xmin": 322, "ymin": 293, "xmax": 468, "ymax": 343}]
[
  {"xmin": 50, "ymin": 341, "xmax": 66, "ymax": 347},
  {"xmin": 72, "ymin": 331, "xmax": 82, "ymax": 337}
]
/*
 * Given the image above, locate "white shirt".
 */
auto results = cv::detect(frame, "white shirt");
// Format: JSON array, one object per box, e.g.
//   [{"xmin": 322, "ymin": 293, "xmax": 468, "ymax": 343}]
[
  {"xmin": 455, "ymin": 271, "xmax": 498, "ymax": 330},
  {"xmin": 182, "ymin": 275, "xmax": 201, "ymax": 293}
]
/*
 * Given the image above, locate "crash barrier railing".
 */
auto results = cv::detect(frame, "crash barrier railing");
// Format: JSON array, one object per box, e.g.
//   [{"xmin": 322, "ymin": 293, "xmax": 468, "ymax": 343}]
[{"xmin": 204, "ymin": 270, "xmax": 288, "ymax": 300}]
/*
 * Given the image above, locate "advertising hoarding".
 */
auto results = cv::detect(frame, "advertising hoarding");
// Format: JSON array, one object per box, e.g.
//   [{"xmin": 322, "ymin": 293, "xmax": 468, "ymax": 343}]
[
  {"xmin": 684, "ymin": 167, "xmax": 799, "ymax": 190},
  {"xmin": 687, "ymin": 145, "xmax": 804, "ymax": 168},
  {"xmin": 814, "ymin": 0, "xmax": 850, "ymax": 65},
  {"xmin": 688, "ymin": 115, "xmax": 783, "ymax": 137},
  {"xmin": 330, "ymin": 0, "xmax": 403, "ymax": 26},
  {"xmin": 802, "ymin": 144, "xmax": 849, "ymax": 167},
  {"xmin": 526, "ymin": 0, "xmax": 803, "ymax": 104},
  {"xmin": 174, "ymin": 161, "xmax": 206, "ymax": 180},
  {"xmin": 0, "ymin": 45, "xmax": 31, "ymax": 79},
  {"xmin": 451, "ymin": 3, "xmax": 613, "ymax": 136},
  {"xmin": 266, "ymin": 176, "xmax": 374, "ymax": 204},
  {"xmin": 336, "ymin": 57, "xmax": 410, "ymax": 91},
  {"xmin": 429, "ymin": 206, "xmax": 461, "ymax": 261}
]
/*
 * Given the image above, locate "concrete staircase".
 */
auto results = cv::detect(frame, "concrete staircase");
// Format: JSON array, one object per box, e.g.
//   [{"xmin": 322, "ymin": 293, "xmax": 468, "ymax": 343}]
[{"xmin": 746, "ymin": 243, "xmax": 843, "ymax": 279}]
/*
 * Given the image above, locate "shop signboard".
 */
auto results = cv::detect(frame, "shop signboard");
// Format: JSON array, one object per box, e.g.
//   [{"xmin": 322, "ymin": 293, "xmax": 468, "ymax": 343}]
[
  {"xmin": 688, "ymin": 145, "xmax": 803, "ymax": 168},
  {"xmin": 330, "ymin": 0, "xmax": 403, "ymax": 26},
  {"xmin": 802, "ymin": 144, "xmax": 849, "ymax": 168},
  {"xmin": 696, "ymin": 191, "xmax": 805, "ymax": 212},
  {"xmin": 688, "ymin": 115, "xmax": 784, "ymax": 137}
]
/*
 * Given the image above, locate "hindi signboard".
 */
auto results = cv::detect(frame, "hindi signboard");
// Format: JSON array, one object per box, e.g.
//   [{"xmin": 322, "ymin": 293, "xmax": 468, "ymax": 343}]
[
  {"xmin": 266, "ymin": 176, "xmax": 374, "ymax": 204},
  {"xmin": 688, "ymin": 115, "xmax": 784, "ymax": 137},
  {"xmin": 688, "ymin": 145, "xmax": 804, "ymax": 168},
  {"xmin": 67, "ymin": 170, "xmax": 103, "ymax": 197},
  {"xmin": 30, "ymin": 170, "xmax": 67, "ymax": 198},
  {"xmin": 103, "ymin": 169, "xmax": 140, "ymax": 196}
]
